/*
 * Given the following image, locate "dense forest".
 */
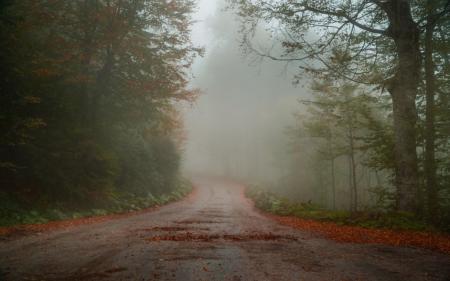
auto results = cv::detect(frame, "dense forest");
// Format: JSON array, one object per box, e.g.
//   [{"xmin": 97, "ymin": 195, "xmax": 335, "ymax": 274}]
[
  {"xmin": 231, "ymin": 0, "xmax": 450, "ymax": 230},
  {"xmin": 0, "ymin": 0, "xmax": 200, "ymax": 225},
  {"xmin": 1, "ymin": 0, "xmax": 449, "ymax": 232},
  {"xmin": 1, "ymin": 1, "xmax": 449, "ymax": 280}
]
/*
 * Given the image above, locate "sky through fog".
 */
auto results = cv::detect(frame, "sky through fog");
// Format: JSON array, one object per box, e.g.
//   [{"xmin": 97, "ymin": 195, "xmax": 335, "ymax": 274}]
[{"xmin": 182, "ymin": 0, "xmax": 309, "ymax": 182}]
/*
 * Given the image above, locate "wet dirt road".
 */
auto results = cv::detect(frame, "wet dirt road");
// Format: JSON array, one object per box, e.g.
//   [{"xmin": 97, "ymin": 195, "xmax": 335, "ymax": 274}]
[{"xmin": 1, "ymin": 178, "xmax": 449, "ymax": 281}]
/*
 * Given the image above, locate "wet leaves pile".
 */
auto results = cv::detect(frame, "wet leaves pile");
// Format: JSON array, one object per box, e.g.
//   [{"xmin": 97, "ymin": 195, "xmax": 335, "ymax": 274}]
[
  {"xmin": 147, "ymin": 232, "xmax": 220, "ymax": 242},
  {"xmin": 175, "ymin": 220, "xmax": 221, "ymax": 224},
  {"xmin": 222, "ymin": 233, "xmax": 297, "ymax": 241},
  {"xmin": 271, "ymin": 215, "xmax": 450, "ymax": 254},
  {"xmin": 146, "ymin": 232, "xmax": 297, "ymax": 242}
]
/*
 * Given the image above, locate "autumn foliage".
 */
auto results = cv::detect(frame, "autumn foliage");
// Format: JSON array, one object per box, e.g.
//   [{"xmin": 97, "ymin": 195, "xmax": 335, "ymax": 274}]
[
  {"xmin": 0, "ymin": 0, "xmax": 200, "ymax": 225},
  {"xmin": 272, "ymin": 215, "xmax": 450, "ymax": 254},
  {"xmin": 246, "ymin": 186, "xmax": 450, "ymax": 254}
]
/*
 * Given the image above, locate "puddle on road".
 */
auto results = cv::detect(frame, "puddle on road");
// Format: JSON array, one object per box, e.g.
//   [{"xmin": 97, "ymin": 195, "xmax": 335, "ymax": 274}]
[
  {"xmin": 162, "ymin": 254, "xmax": 221, "ymax": 261},
  {"xmin": 201, "ymin": 214, "xmax": 232, "ymax": 219},
  {"xmin": 103, "ymin": 267, "xmax": 127, "ymax": 274}
]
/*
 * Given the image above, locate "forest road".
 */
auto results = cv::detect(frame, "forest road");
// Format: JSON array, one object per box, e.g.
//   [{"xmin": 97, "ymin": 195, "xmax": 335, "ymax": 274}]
[{"xmin": 1, "ymin": 177, "xmax": 449, "ymax": 281}]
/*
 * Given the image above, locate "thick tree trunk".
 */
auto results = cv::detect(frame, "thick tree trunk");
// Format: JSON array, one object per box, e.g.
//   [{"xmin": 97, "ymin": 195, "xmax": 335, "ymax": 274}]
[
  {"xmin": 383, "ymin": 0, "xmax": 421, "ymax": 212},
  {"xmin": 424, "ymin": 4, "xmax": 438, "ymax": 220},
  {"xmin": 390, "ymin": 88, "xmax": 419, "ymax": 212}
]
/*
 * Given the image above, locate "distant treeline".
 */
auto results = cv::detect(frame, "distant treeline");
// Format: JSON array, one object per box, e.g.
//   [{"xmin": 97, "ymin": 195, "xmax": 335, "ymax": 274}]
[{"xmin": 0, "ymin": 0, "xmax": 199, "ymax": 220}]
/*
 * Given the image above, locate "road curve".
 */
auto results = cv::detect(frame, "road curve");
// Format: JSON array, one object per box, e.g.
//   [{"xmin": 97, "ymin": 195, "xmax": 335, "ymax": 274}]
[{"xmin": 1, "ymin": 178, "xmax": 449, "ymax": 281}]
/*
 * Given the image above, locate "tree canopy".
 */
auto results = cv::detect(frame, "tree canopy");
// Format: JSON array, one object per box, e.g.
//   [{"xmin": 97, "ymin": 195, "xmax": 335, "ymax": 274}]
[{"xmin": 0, "ymin": 0, "xmax": 200, "ymax": 217}]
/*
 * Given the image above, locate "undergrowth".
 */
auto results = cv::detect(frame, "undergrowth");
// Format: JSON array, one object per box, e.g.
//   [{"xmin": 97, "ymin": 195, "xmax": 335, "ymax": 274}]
[
  {"xmin": 246, "ymin": 185, "xmax": 438, "ymax": 232},
  {"xmin": 0, "ymin": 179, "xmax": 192, "ymax": 227}
]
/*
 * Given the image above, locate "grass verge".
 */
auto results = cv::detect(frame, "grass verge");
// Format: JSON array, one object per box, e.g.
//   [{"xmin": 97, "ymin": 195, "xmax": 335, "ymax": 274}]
[
  {"xmin": 245, "ymin": 185, "xmax": 433, "ymax": 232},
  {"xmin": 0, "ymin": 179, "xmax": 192, "ymax": 228}
]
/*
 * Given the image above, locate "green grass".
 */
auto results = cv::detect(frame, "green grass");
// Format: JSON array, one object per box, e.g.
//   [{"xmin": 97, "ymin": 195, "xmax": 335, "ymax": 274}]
[
  {"xmin": 0, "ymin": 179, "xmax": 192, "ymax": 227},
  {"xmin": 246, "ymin": 185, "xmax": 432, "ymax": 232}
]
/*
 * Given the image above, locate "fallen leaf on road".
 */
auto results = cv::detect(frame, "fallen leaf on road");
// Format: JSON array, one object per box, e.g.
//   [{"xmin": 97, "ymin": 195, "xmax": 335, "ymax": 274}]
[{"xmin": 269, "ymin": 214, "xmax": 450, "ymax": 254}]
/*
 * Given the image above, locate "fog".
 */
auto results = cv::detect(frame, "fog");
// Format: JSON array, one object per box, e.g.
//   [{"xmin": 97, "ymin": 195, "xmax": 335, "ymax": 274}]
[
  {"xmin": 2, "ymin": 2, "xmax": 448, "ymax": 273},
  {"xmin": 182, "ymin": 0, "xmax": 307, "ymax": 184}
]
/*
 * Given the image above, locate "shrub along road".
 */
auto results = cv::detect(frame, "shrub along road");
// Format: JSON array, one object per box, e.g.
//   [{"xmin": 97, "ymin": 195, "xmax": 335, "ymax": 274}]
[{"xmin": 0, "ymin": 178, "xmax": 449, "ymax": 280}]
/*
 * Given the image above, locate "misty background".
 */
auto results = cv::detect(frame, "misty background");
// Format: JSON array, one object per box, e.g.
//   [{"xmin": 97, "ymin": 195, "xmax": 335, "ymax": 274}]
[{"xmin": 182, "ymin": 0, "xmax": 305, "ymax": 184}]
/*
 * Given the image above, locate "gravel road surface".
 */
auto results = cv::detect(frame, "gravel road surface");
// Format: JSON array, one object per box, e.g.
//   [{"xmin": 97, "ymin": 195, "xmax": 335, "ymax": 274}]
[{"xmin": 1, "ymin": 178, "xmax": 449, "ymax": 281}]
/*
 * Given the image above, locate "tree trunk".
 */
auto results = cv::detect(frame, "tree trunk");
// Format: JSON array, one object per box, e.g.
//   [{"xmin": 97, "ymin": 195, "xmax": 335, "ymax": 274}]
[
  {"xmin": 347, "ymin": 155, "xmax": 354, "ymax": 211},
  {"xmin": 349, "ymin": 132, "xmax": 358, "ymax": 212},
  {"xmin": 92, "ymin": 46, "xmax": 114, "ymax": 126},
  {"xmin": 331, "ymin": 158, "xmax": 336, "ymax": 210},
  {"xmin": 382, "ymin": 0, "xmax": 421, "ymax": 212},
  {"xmin": 344, "ymin": 93, "xmax": 357, "ymax": 212},
  {"xmin": 327, "ymin": 131, "xmax": 336, "ymax": 210},
  {"xmin": 79, "ymin": 0, "xmax": 99, "ymax": 129},
  {"xmin": 424, "ymin": 2, "xmax": 438, "ymax": 221}
]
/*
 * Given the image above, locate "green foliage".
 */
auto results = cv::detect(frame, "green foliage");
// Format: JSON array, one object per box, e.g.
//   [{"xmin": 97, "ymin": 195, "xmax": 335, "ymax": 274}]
[
  {"xmin": 0, "ymin": 179, "xmax": 192, "ymax": 227},
  {"xmin": 232, "ymin": 0, "xmax": 450, "ymax": 220},
  {"xmin": 114, "ymin": 133, "xmax": 180, "ymax": 196},
  {"xmin": 367, "ymin": 185, "xmax": 396, "ymax": 211},
  {"xmin": 351, "ymin": 212, "xmax": 428, "ymax": 231},
  {"xmin": 246, "ymin": 186, "xmax": 434, "ymax": 232},
  {"xmin": 0, "ymin": 0, "xmax": 199, "ymax": 226},
  {"xmin": 246, "ymin": 185, "xmax": 328, "ymax": 217}
]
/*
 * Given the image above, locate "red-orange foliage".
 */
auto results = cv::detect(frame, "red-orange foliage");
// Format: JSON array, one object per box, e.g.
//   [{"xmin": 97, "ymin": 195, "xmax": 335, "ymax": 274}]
[{"xmin": 270, "ymin": 214, "xmax": 450, "ymax": 254}]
